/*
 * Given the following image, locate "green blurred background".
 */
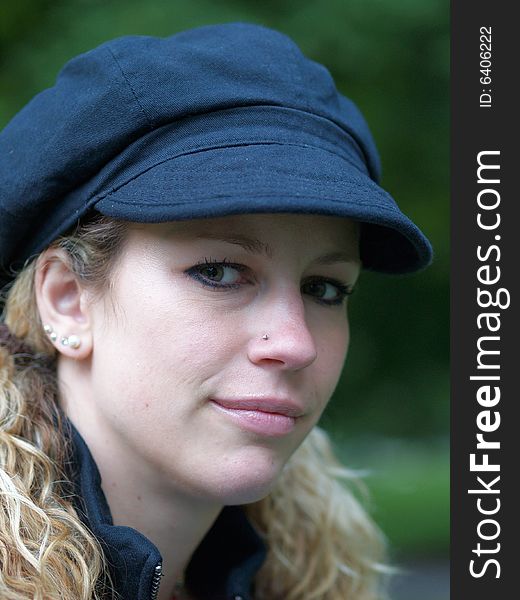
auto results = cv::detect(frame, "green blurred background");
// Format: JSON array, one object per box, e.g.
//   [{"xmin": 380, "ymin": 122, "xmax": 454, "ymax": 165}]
[{"xmin": 0, "ymin": 0, "xmax": 449, "ymax": 596}]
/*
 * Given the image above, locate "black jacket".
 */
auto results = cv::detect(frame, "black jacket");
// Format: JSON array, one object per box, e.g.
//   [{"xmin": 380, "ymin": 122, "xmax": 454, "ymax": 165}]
[{"xmin": 66, "ymin": 422, "xmax": 267, "ymax": 600}]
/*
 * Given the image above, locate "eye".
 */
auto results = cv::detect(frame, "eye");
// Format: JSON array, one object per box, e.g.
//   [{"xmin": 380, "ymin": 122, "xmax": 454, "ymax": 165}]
[
  {"xmin": 197, "ymin": 264, "xmax": 239, "ymax": 284},
  {"xmin": 302, "ymin": 278, "xmax": 353, "ymax": 305},
  {"xmin": 186, "ymin": 258, "xmax": 250, "ymax": 289}
]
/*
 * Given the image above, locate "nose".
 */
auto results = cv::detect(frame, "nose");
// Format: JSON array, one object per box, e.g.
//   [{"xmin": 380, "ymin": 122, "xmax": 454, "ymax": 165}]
[{"xmin": 247, "ymin": 288, "xmax": 318, "ymax": 371}]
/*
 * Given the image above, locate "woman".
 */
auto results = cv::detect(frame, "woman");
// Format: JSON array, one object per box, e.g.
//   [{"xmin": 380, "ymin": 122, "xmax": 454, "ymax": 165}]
[{"xmin": 0, "ymin": 23, "xmax": 432, "ymax": 600}]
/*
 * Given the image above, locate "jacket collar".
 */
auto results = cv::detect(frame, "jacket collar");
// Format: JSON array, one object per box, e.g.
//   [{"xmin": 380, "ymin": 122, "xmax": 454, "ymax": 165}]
[{"xmin": 65, "ymin": 421, "xmax": 266, "ymax": 600}]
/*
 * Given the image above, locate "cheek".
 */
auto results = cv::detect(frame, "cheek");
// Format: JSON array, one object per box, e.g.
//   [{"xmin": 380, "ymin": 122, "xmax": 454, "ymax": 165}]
[
  {"xmin": 314, "ymin": 319, "xmax": 350, "ymax": 399},
  {"xmin": 95, "ymin": 288, "xmax": 240, "ymax": 402}
]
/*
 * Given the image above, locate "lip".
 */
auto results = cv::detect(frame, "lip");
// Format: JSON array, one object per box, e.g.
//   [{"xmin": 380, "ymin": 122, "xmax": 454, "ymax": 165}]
[{"xmin": 209, "ymin": 397, "xmax": 305, "ymax": 436}]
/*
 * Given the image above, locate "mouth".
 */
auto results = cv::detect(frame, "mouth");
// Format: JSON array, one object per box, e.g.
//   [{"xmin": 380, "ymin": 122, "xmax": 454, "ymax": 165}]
[{"xmin": 209, "ymin": 397, "xmax": 305, "ymax": 436}]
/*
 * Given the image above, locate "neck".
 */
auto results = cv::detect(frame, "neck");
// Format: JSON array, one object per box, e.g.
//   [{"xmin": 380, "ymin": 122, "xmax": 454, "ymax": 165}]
[
  {"xmin": 104, "ymin": 476, "xmax": 220, "ymax": 600},
  {"xmin": 65, "ymin": 407, "xmax": 222, "ymax": 600}
]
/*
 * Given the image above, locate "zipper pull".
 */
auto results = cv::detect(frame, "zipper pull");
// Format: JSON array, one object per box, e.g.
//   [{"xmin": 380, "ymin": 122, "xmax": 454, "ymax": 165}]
[{"xmin": 150, "ymin": 562, "xmax": 163, "ymax": 600}]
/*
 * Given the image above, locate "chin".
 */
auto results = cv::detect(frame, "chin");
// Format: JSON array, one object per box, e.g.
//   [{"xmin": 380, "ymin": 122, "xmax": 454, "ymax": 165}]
[
  {"xmin": 204, "ymin": 449, "xmax": 288, "ymax": 505},
  {"xmin": 217, "ymin": 482, "xmax": 277, "ymax": 506}
]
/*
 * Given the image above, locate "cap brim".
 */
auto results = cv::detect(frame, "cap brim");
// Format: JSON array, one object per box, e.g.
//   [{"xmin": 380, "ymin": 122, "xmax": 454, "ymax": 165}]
[{"xmin": 94, "ymin": 143, "xmax": 432, "ymax": 274}]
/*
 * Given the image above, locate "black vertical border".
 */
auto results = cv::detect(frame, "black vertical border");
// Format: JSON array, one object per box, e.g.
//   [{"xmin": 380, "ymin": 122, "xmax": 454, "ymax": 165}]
[{"xmin": 451, "ymin": 1, "xmax": 517, "ymax": 598}]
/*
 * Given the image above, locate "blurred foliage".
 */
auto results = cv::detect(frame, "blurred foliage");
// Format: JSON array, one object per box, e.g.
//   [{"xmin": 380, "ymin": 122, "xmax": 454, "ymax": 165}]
[
  {"xmin": 1, "ymin": 0, "xmax": 449, "ymax": 556},
  {"xmin": 337, "ymin": 437, "xmax": 449, "ymax": 556}
]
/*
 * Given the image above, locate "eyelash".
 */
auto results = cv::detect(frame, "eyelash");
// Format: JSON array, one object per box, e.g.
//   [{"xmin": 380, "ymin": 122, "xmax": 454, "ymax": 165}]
[
  {"xmin": 185, "ymin": 257, "xmax": 354, "ymax": 306},
  {"xmin": 186, "ymin": 257, "xmax": 248, "ymax": 289}
]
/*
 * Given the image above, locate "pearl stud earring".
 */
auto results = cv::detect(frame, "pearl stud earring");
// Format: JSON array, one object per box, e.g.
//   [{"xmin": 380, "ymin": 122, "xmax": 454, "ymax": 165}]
[
  {"xmin": 43, "ymin": 324, "xmax": 57, "ymax": 342},
  {"xmin": 60, "ymin": 334, "xmax": 81, "ymax": 349}
]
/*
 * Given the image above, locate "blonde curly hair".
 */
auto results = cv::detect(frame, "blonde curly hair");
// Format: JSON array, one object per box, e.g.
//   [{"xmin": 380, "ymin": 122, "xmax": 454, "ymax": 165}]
[{"xmin": 0, "ymin": 215, "xmax": 388, "ymax": 599}]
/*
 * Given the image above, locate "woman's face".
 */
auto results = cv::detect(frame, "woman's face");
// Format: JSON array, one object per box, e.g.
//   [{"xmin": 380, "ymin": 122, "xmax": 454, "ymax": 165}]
[{"xmin": 76, "ymin": 214, "xmax": 360, "ymax": 505}]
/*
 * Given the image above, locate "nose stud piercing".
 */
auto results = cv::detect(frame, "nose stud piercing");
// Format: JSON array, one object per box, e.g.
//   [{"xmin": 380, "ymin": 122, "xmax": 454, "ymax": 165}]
[
  {"xmin": 43, "ymin": 325, "xmax": 81, "ymax": 349},
  {"xmin": 61, "ymin": 334, "xmax": 81, "ymax": 349},
  {"xmin": 43, "ymin": 324, "xmax": 57, "ymax": 342},
  {"xmin": 262, "ymin": 334, "xmax": 269, "ymax": 340}
]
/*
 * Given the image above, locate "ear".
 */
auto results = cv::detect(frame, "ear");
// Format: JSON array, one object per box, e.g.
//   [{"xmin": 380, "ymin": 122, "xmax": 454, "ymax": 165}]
[{"xmin": 34, "ymin": 248, "xmax": 93, "ymax": 359}]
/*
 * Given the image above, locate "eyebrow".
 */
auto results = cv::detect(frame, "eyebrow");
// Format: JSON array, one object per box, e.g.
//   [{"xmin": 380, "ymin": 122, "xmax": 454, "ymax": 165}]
[
  {"xmin": 193, "ymin": 233, "xmax": 358, "ymax": 265},
  {"xmin": 195, "ymin": 233, "xmax": 273, "ymax": 257},
  {"xmin": 311, "ymin": 251, "xmax": 359, "ymax": 266}
]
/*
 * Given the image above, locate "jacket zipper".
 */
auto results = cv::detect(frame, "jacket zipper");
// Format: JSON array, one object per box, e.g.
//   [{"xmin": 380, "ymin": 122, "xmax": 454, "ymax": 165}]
[{"xmin": 150, "ymin": 562, "xmax": 162, "ymax": 600}]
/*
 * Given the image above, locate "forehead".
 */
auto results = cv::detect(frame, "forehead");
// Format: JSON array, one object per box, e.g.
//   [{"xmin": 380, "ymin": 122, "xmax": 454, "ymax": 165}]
[{"xmin": 148, "ymin": 213, "xmax": 360, "ymax": 257}]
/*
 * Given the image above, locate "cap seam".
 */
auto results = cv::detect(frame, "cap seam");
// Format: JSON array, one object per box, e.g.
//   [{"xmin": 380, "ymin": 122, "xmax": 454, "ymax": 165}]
[
  {"xmin": 98, "ymin": 191, "xmax": 401, "ymax": 214},
  {"xmin": 215, "ymin": 103, "xmax": 368, "ymax": 168},
  {"xmin": 92, "ymin": 139, "xmax": 379, "ymax": 198},
  {"xmin": 133, "ymin": 102, "xmax": 370, "ymax": 169},
  {"xmin": 106, "ymin": 45, "xmax": 155, "ymax": 131}
]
